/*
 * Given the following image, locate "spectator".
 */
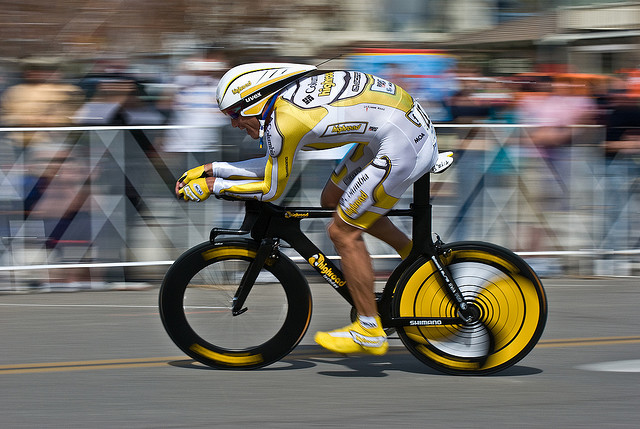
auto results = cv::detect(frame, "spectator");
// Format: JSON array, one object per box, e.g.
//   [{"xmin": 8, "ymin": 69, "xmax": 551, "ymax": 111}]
[
  {"xmin": 447, "ymin": 70, "xmax": 492, "ymax": 123},
  {"xmin": 162, "ymin": 55, "xmax": 227, "ymax": 154},
  {"xmin": 73, "ymin": 59, "xmax": 165, "ymax": 126},
  {"xmin": 601, "ymin": 87, "xmax": 640, "ymax": 249},
  {"xmin": 1, "ymin": 56, "xmax": 83, "ymax": 152},
  {"xmin": 515, "ymin": 76, "xmax": 597, "ymax": 269},
  {"xmin": 162, "ymin": 55, "xmax": 228, "ymax": 180},
  {"xmin": 0, "ymin": 57, "xmax": 92, "ymax": 288},
  {"xmin": 0, "ymin": 56, "xmax": 84, "ymax": 210},
  {"xmin": 25, "ymin": 148, "xmax": 95, "ymax": 288}
]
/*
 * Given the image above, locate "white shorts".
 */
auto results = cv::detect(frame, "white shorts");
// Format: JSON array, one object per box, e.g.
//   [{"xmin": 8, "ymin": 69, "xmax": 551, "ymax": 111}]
[{"xmin": 331, "ymin": 107, "xmax": 438, "ymax": 229}]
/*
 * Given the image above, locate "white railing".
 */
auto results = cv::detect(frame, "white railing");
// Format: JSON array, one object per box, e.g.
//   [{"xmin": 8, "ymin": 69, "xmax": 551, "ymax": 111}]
[{"xmin": 0, "ymin": 123, "xmax": 637, "ymax": 287}]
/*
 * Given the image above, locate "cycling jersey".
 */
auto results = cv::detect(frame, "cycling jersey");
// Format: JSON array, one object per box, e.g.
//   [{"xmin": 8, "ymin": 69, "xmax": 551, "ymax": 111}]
[{"xmin": 211, "ymin": 71, "xmax": 438, "ymax": 229}]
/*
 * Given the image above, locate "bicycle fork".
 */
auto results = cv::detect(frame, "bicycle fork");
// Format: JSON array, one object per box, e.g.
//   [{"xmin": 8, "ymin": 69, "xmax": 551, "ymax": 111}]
[
  {"xmin": 431, "ymin": 236, "xmax": 479, "ymax": 324},
  {"xmin": 231, "ymin": 237, "xmax": 279, "ymax": 316}
]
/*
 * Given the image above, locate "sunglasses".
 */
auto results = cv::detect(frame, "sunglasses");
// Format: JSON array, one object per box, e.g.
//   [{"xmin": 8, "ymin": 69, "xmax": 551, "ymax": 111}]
[{"xmin": 223, "ymin": 105, "xmax": 242, "ymax": 119}]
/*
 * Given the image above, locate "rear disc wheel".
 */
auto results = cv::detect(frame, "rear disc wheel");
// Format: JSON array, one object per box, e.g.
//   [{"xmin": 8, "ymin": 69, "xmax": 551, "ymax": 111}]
[{"xmin": 393, "ymin": 242, "xmax": 547, "ymax": 375}]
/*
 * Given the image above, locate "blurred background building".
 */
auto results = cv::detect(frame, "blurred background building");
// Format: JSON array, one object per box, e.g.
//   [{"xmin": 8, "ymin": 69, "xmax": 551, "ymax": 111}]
[
  {"xmin": 1, "ymin": 0, "xmax": 639, "ymax": 290},
  {"xmin": 1, "ymin": 1, "xmax": 640, "ymax": 71}
]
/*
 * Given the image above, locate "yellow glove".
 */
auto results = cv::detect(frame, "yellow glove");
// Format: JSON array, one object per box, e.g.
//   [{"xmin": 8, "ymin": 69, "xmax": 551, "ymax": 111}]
[
  {"xmin": 178, "ymin": 177, "xmax": 211, "ymax": 202},
  {"xmin": 178, "ymin": 164, "xmax": 207, "ymax": 184}
]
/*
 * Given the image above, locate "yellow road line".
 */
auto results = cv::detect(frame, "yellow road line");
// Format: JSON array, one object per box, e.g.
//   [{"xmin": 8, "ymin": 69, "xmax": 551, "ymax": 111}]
[
  {"xmin": 0, "ymin": 356, "xmax": 185, "ymax": 375},
  {"xmin": 0, "ymin": 362, "xmax": 171, "ymax": 375},
  {"xmin": 0, "ymin": 356, "xmax": 183, "ymax": 369},
  {"xmin": 2, "ymin": 336, "xmax": 640, "ymax": 375},
  {"xmin": 537, "ymin": 336, "xmax": 640, "ymax": 348}
]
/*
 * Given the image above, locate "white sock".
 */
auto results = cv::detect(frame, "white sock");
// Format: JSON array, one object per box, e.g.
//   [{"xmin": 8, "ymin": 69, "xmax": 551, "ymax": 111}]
[{"xmin": 359, "ymin": 315, "xmax": 378, "ymax": 329}]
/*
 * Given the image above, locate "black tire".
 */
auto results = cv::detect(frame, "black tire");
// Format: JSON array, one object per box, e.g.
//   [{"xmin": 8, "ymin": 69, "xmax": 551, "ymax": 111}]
[
  {"xmin": 392, "ymin": 241, "xmax": 547, "ymax": 375},
  {"xmin": 159, "ymin": 240, "xmax": 312, "ymax": 369}
]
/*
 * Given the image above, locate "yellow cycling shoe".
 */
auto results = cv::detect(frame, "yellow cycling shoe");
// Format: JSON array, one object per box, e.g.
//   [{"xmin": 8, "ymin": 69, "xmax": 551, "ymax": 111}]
[{"xmin": 314, "ymin": 317, "xmax": 388, "ymax": 356}]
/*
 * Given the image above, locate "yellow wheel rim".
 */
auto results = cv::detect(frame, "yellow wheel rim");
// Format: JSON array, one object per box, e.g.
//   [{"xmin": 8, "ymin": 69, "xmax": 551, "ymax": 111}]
[{"xmin": 399, "ymin": 252, "xmax": 542, "ymax": 372}]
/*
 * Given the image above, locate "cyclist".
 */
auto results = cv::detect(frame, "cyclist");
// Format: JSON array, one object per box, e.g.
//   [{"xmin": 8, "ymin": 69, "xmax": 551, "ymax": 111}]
[{"xmin": 175, "ymin": 63, "xmax": 440, "ymax": 356}]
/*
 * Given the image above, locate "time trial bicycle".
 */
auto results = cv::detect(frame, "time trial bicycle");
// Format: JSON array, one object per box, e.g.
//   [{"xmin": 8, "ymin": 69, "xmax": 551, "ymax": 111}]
[{"xmin": 159, "ymin": 156, "xmax": 547, "ymax": 375}]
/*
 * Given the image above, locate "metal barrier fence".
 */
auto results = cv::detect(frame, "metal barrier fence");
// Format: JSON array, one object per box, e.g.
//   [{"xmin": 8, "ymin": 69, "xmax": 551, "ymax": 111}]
[{"xmin": 0, "ymin": 124, "xmax": 638, "ymax": 290}]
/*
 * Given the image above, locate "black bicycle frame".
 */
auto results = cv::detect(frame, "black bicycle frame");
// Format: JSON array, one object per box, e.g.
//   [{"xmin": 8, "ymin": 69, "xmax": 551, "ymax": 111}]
[{"xmin": 209, "ymin": 173, "xmax": 472, "ymax": 326}]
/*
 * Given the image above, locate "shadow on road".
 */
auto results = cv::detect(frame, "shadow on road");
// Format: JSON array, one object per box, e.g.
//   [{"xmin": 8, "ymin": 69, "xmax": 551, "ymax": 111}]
[{"xmin": 167, "ymin": 345, "xmax": 543, "ymax": 377}]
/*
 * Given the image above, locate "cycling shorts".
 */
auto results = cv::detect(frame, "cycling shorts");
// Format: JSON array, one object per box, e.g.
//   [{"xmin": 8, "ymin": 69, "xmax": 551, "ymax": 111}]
[{"xmin": 330, "ymin": 106, "xmax": 438, "ymax": 229}]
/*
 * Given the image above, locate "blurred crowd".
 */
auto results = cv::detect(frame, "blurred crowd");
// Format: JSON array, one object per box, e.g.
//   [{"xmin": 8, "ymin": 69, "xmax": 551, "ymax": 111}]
[
  {"xmin": 1, "ymin": 54, "xmax": 639, "ymax": 288},
  {"xmin": 444, "ymin": 68, "xmax": 640, "ymax": 257},
  {"xmin": 2, "ymin": 54, "xmax": 640, "ymax": 138},
  {"xmin": 3, "ymin": 55, "xmax": 640, "ymax": 147}
]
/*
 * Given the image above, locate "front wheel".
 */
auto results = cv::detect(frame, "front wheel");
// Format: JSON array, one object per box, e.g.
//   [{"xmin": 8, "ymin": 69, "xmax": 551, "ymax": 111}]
[
  {"xmin": 392, "ymin": 242, "xmax": 547, "ymax": 375},
  {"xmin": 159, "ymin": 240, "xmax": 312, "ymax": 369}
]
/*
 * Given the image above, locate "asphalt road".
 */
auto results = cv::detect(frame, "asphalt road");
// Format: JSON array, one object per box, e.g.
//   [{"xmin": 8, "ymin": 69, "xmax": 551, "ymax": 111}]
[{"xmin": 1, "ymin": 277, "xmax": 640, "ymax": 428}]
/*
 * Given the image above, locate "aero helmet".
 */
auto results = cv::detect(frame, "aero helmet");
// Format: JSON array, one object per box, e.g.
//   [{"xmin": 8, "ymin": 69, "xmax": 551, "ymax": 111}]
[{"xmin": 216, "ymin": 63, "xmax": 317, "ymax": 117}]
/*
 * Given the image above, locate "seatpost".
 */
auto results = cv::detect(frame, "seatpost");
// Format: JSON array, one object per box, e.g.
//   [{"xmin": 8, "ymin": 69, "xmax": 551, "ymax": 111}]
[
  {"xmin": 413, "ymin": 172, "xmax": 431, "ymax": 202},
  {"xmin": 411, "ymin": 173, "xmax": 433, "ymax": 253}
]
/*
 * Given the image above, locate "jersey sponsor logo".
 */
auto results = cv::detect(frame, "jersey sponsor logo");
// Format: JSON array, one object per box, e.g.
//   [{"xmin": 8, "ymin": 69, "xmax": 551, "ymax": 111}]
[
  {"xmin": 308, "ymin": 253, "xmax": 347, "ymax": 288},
  {"xmin": 342, "ymin": 189, "xmax": 368, "ymax": 217},
  {"xmin": 232, "ymin": 81, "xmax": 251, "ymax": 95},
  {"xmin": 363, "ymin": 105, "xmax": 385, "ymax": 112},
  {"xmin": 345, "ymin": 173, "xmax": 369, "ymax": 198},
  {"xmin": 302, "ymin": 95, "xmax": 314, "ymax": 105},
  {"xmin": 406, "ymin": 101, "xmax": 432, "ymax": 129},
  {"xmin": 321, "ymin": 121, "xmax": 367, "ymax": 137},
  {"xmin": 305, "ymin": 75, "xmax": 318, "ymax": 93},
  {"xmin": 343, "ymin": 167, "xmax": 362, "ymax": 186},
  {"xmin": 351, "ymin": 72, "xmax": 362, "ymax": 92},
  {"xmin": 371, "ymin": 78, "xmax": 396, "ymax": 95},
  {"xmin": 318, "ymin": 72, "xmax": 335, "ymax": 97},
  {"xmin": 414, "ymin": 132, "xmax": 425, "ymax": 144},
  {"xmin": 264, "ymin": 129, "xmax": 277, "ymax": 157}
]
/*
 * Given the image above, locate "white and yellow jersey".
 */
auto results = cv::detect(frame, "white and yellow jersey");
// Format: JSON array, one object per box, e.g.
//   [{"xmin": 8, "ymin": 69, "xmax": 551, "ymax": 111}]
[{"xmin": 211, "ymin": 71, "xmax": 438, "ymax": 229}]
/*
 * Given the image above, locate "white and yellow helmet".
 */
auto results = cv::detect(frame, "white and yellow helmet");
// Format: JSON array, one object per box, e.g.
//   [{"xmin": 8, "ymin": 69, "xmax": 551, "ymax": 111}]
[{"xmin": 216, "ymin": 63, "xmax": 317, "ymax": 117}]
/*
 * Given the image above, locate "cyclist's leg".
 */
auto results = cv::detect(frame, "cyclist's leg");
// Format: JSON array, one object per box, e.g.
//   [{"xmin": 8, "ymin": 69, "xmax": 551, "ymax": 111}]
[
  {"xmin": 322, "ymin": 133, "xmax": 431, "ymax": 301},
  {"xmin": 316, "ymin": 155, "xmax": 403, "ymax": 355},
  {"xmin": 327, "ymin": 213, "xmax": 377, "ymax": 316},
  {"xmin": 327, "ymin": 124, "xmax": 437, "ymax": 311},
  {"xmin": 315, "ymin": 117, "xmax": 437, "ymax": 355},
  {"xmin": 321, "ymin": 180, "xmax": 411, "ymax": 257},
  {"xmin": 316, "ymin": 215, "xmax": 388, "ymax": 355},
  {"xmin": 316, "ymin": 152, "xmax": 390, "ymax": 354}
]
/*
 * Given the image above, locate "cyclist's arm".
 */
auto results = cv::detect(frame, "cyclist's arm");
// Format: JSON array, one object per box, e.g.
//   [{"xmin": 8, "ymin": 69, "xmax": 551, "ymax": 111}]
[
  {"xmin": 212, "ymin": 100, "xmax": 312, "ymax": 201},
  {"xmin": 211, "ymin": 156, "xmax": 267, "ymax": 179},
  {"xmin": 177, "ymin": 155, "xmax": 276, "ymax": 202},
  {"xmin": 211, "ymin": 154, "xmax": 289, "ymax": 201}
]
